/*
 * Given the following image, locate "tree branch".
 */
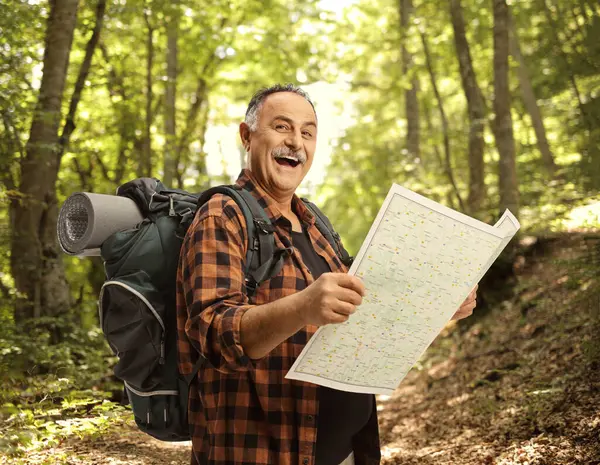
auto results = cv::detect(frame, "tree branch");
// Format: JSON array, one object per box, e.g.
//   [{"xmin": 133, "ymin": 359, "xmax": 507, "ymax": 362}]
[
  {"xmin": 71, "ymin": 156, "xmax": 92, "ymax": 189},
  {"xmin": 99, "ymin": 42, "xmax": 127, "ymax": 101},
  {"xmin": 57, "ymin": 0, "xmax": 107, "ymax": 168},
  {"xmin": 420, "ymin": 29, "xmax": 466, "ymax": 212},
  {"xmin": 93, "ymin": 151, "xmax": 114, "ymax": 183},
  {"xmin": 0, "ymin": 110, "xmax": 21, "ymax": 191},
  {"xmin": 175, "ymin": 13, "xmax": 243, "ymax": 162}
]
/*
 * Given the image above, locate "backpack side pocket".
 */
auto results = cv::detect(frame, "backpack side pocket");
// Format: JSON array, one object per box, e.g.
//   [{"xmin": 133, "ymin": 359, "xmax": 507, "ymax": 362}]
[{"xmin": 99, "ymin": 269, "xmax": 166, "ymax": 390}]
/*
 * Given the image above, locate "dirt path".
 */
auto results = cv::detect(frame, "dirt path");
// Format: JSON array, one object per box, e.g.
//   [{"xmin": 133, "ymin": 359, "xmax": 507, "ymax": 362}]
[
  {"xmin": 1, "ymin": 425, "xmax": 191, "ymax": 465},
  {"xmin": 376, "ymin": 235, "xmax": 600, "ymax": 464},
  {"xmin": 3, "ymin": 235, "xmax": 599, "ymax": 465}
]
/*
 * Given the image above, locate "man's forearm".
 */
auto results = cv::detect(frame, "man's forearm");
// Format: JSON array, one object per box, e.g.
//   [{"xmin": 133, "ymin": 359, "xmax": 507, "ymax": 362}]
[{"xmin": 240, "ymin": 291, "xmax": 307, "ymax": 360}]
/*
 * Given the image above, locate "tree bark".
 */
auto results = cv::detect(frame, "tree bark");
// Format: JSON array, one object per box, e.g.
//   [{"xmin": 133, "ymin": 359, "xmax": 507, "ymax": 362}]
[
  {"xmin": 176, "ymin": 77, "xmax": 208, "ymax": 170},
  {"xmin": 163, "ymin": 11, "xmax": 178, "ymax": 187},
  {"xmin": 508, "ymin": 10, "xmax": 556, "ymax": 174},
  {"xmin": 420, "ymin": 31, "xmax": 466, "ymax": 212},
  {"xmin": 139, "ymin": 9, "xmax": 154, "ymax": 177},
  {"xmin": 449, "ymin": 0, "xmax": 486, "ymax": 214},
  {"xmin": 399, "ymin": 0, "xmax": 420, "ymax": 162},
  {"xmin": 57, "ymin": 0, "xmax": 106, "ymax": 166},
  {"xmin": 196, "ymin": 101, "xmax": 210, "ymax": 190},
  {"xmin": 10, "ymin": 0, "xmax": 80, "ymax": 324},
  {"xmin": 492, "ymin": 0, "xmax": 519, "ymax": 218},
  {"xmin": 99, "ymin": 42, "xmax": 139, "ymax": 184},
  {"xmin": 541, "ymin": 0, "xmax": 594, "ymax": 135}
]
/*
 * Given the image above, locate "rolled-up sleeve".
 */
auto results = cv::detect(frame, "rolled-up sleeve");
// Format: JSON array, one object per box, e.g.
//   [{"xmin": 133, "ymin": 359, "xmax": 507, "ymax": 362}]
[{"xmin": 180, "ymin": 199, "xmax": 255, "ymax": 374}]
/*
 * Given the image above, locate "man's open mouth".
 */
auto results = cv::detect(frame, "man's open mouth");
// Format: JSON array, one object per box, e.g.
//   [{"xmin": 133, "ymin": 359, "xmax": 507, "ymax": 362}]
[{"xmin": 275, "ymin": 157, "xmax": 301, "ymax": 168}]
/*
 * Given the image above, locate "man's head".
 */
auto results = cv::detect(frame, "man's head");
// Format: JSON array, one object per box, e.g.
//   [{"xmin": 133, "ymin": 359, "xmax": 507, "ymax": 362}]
[{"xmin": 240, "ymin": 84, "xmax": 317, "ymax": 203}]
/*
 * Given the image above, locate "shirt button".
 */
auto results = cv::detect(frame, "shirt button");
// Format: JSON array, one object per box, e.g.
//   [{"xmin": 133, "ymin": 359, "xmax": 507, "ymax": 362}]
[{"xmin": 303, "ymin": 459, "xmax": 309, "ymax": 465}]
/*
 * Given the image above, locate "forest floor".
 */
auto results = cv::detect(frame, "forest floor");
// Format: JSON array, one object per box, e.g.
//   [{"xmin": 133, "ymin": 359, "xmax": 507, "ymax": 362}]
[{"xmin": 2, "ymin": 234, "xmax": 599, "ymax": 465}]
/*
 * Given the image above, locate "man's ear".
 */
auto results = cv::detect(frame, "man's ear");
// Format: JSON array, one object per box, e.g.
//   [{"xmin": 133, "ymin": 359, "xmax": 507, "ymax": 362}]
[{"xmin": 239, "ymin": 122, "xmax": 251, "ymax": 151}]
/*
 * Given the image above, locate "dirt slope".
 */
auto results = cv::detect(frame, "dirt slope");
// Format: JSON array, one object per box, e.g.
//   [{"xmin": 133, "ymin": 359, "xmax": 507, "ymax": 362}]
[
  {"xmin": 3, "ymin": 235, "xmax": 599, "ymax": 465},
  {"xmin": 378, "ymin": 235, "xmax": 600, "ymax": 464}
]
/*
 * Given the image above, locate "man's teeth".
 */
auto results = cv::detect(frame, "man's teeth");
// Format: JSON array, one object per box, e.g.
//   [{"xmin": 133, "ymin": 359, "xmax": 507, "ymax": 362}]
[{"xmin": 275, "ymin": 156, "xmax": 302, "ymax": 165}]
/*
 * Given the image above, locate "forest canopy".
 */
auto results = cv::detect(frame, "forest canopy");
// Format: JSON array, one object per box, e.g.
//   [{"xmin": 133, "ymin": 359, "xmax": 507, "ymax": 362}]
[{"xmin": 0, "ymin": 0, "xmax": 599, "ymax": 458}]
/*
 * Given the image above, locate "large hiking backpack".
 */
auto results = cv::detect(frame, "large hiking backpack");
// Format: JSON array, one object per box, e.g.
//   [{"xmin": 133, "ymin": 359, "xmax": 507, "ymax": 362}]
[{"xmin": 98, "ymin": 178, "xmax": 352, "ymax": 441}]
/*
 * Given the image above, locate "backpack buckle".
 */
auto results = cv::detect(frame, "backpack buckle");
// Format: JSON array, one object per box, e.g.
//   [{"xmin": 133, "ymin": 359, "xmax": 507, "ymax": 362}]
[
  {"xmin": 244, "ymin": 277, "xmax": 258, "ymax": 295},
  {"xmin": 254, "ymin": 219, "xmax": 274, "ymax": 234}
]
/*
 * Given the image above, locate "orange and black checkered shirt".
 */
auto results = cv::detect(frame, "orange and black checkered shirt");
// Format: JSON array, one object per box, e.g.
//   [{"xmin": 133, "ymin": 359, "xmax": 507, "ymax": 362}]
[{"xmin": 176, "ymin": 169, "xmax": 380, "ymax": 465}]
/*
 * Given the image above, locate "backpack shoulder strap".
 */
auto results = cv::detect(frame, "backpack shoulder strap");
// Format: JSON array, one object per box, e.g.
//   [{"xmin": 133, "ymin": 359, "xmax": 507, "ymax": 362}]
[
  {"xmin": 197, "ymin": 186, "xmax": 291, "ymax": 295},
  {"xmin": 301, "ymin": 199, "xmax": 353, "ymax": 268}
]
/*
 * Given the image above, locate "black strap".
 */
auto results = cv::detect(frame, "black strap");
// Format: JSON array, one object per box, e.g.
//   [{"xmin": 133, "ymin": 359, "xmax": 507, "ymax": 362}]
[
  {"xmin": 197, "ymin": 187, "xmax": 351, "ymax": 294},
  {"xmin": 301, "ymin": 199, "xmax": 353, "ymax": 267},
  {"xmin": 197, "ymin": 186, "xmax": 285, "ymax": 296}
]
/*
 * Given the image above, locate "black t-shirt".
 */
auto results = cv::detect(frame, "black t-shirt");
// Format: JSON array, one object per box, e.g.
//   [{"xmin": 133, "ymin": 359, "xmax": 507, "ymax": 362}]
[{"xmin": 291, "ymin": 227, "xmax": 373, "ymax": 465}]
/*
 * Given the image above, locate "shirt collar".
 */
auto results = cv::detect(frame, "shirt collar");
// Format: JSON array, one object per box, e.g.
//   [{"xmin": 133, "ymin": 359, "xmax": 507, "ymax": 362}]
[{"xmin": 234, "ymin": 169, "xmax": 316, "ymax": 227}]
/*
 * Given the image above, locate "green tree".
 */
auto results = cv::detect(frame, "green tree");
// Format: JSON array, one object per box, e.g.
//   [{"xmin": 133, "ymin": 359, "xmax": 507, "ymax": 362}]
[{"xmin": 10, "ymin": 0, "xmax": 81, "ymax": 325}]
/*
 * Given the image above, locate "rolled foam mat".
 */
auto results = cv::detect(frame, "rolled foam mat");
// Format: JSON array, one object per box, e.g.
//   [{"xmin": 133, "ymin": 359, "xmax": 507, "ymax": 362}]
[{"xmin": 57, "ymin": 192, "xmax": 144, "ymax": 256}]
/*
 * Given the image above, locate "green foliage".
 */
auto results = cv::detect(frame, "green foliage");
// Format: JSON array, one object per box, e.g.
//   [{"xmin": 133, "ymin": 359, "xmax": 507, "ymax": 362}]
[
  {"xmin": 0, "ymin": 0, "xmax": 599, "ymax": 455},
  {"xmin": 0, "ymin": 314, "xmax": 123, "ymax": 457},
  {"xmin": 0, "ymin": 376, "xmax": 128, "ymax": 457},
  {"xmin": 0, "ymin": 314, "xmax": 114, "ymax": 384},
  {"xmin": 317, "ymin": 0, "xmax": 600, "ymax": 253}
]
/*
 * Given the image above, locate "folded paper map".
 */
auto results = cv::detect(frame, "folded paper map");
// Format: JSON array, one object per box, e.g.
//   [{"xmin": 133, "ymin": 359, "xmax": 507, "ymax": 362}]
[{"xmin": 286, "ymin": 183, "xmax": 520, "ymax": 395}]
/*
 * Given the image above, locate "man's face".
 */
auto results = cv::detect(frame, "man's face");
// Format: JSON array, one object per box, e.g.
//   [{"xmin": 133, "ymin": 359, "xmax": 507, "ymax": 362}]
[{"xmin": 241, "ymin": 92, "xmax": 317, "ymax": 200}]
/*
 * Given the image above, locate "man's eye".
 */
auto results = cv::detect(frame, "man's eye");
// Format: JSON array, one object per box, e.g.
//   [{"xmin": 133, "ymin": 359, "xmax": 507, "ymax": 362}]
[
  {"xmin": 275, "ymin": 124, "xmax": 289, "ymax": 131},
  {"xmin": 302, "ymin": 131, "xmax": 313, "ymax": 138}
]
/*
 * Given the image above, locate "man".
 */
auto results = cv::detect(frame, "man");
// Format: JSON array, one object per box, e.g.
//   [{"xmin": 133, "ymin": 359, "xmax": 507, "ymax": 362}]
[{"xmin": 176, "ymin": 84, "xmax": 478, "ymax": 465}]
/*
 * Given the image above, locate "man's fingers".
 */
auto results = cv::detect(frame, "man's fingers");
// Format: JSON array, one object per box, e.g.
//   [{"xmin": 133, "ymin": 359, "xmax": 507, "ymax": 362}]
[
  {"xmin": 328, "ymin": 311, "xmax": 350, "ymax": 324},
  {"xmin": 334, "ymin": 273, "xmax": 366, "ymax": 296},
  {"xmin": 336, "ymin": 287, "xmax": 363, "ymax": 306},
  {"xmin": 333, "ymin": 301, "xmax": 357, "ymax": 316}
]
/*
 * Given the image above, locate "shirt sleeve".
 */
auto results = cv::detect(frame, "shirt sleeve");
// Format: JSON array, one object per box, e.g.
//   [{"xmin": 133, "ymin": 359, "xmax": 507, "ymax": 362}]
[{"xmin": 179, "ymin": 197, "xmax": 257, "ymax": 374}]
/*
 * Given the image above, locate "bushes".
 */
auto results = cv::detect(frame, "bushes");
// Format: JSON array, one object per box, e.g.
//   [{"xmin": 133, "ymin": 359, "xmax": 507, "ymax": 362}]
[
  {"xmin": 0, "ymin": 314, "xmax": 125, "ymax": 457},
  {"xmin": 0, "ymin": 315, "xmax": 115, "ymax": 387}
]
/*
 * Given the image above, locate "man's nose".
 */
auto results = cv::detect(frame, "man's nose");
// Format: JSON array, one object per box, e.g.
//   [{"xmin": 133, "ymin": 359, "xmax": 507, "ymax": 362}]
[{"xmin": 285, "ymin": 128, "xmax": 302, "ymax": 150}]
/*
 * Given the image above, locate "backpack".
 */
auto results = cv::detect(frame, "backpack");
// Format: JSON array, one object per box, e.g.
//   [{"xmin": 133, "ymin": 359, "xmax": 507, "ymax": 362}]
[{"xmin": 98, "ymin": 178, "xmax": 352, "ymax": 442}]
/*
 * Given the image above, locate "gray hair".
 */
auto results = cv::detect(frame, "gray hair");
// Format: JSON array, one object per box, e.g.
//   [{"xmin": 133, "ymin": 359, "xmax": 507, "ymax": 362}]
[{"xmin": 244, "ymin": 83, "xmax": 317, "ymax": 132}]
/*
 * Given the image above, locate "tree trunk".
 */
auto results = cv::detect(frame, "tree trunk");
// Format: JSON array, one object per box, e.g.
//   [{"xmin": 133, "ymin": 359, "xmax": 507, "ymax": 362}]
[
  {"xmin": 541, "ymin": 0, "xmax": 594, "ymax": 135},
  {"xmin": 163, "ymin": 11, "xmax": 178, "ymax": 187},
  {"xmin": 399, "ymin": 0, "xmax": 420, "ymax": 162},
  {"xmin": 449, "ymin": 0, "xmax": 486, "ymax": 215},
  {"xmin": 10, "ymin": 0, "xmax": 80, "ymax": 324},
  {"xmin": 175, "ymin": 77, "xmax": 208, "ymax": 177},
  {"xmin": 196, "ymin": 101, "xmax": 210, "ymax": 190},
  {"xmin": 163, "ymin": 11, "xmax": 181, "ymax": 187},
  {"xmin": 508, "ymin": 10, "xmax": 556, "ymax": 173},
  {"xmin": 420, "ymin": 31, "xmax": 466, "ymax": 212},
  {"xmin": 57, "ymin": 0, "xmax": 106, "ymax": 166},
  {"xmin": 140, "ymin": 10, "xmax": 154, "ymax": 177},
  {"xmin": 492, "ymin": 0, "xmax": 519, "ymax": 218},
  {"xmin": 99, "ymin": 43, "xmax": 139, "ymax": 184}
]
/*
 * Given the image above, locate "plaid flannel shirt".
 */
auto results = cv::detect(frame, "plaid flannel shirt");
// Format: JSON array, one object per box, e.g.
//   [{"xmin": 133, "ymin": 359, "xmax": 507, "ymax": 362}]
[{"xmin": 176, "ymin": 169, "xmax": 381, "ymax": 465}]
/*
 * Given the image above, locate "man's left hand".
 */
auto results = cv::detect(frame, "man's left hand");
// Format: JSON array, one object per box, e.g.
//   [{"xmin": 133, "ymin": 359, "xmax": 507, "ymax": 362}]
[{"xmin": 451, "ymin": 284, "xmax": 478, "ymax": 320}]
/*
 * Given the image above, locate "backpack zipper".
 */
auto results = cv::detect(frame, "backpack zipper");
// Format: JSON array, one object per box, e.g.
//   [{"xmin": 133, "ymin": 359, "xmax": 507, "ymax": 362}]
[
  {"xmin": 168, "ymin": 196, "xmax": 176, "ymax": 216},
  {"xmin": 99, "ymin": 280, "xmax": 166, "ymax": 332},
  {"xmin": 159, "ymin": 337, "xmax": 165, "ymax": 364},
  {"xmin": 124, "ymin": 381, "xmax": 178, "ymax": 396}
]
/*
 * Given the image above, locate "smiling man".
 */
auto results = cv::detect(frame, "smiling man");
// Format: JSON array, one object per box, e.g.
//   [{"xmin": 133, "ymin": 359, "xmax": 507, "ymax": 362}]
[{"xmin": 176, "ymin": 84, "xmax": 478, "ymax": 465}]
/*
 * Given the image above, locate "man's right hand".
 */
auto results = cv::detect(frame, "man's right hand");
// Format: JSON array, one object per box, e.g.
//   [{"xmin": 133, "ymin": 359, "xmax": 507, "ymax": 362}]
[{"xmin": 296, "ymin": 272, "xmax": 366, "ymax": 326}]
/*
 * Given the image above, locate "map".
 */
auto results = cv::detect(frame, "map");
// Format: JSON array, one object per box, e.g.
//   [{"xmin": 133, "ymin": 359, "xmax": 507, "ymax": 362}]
[{"xmin": 285, "ymin": 183, "xmax": 520, "ymax": 394}]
